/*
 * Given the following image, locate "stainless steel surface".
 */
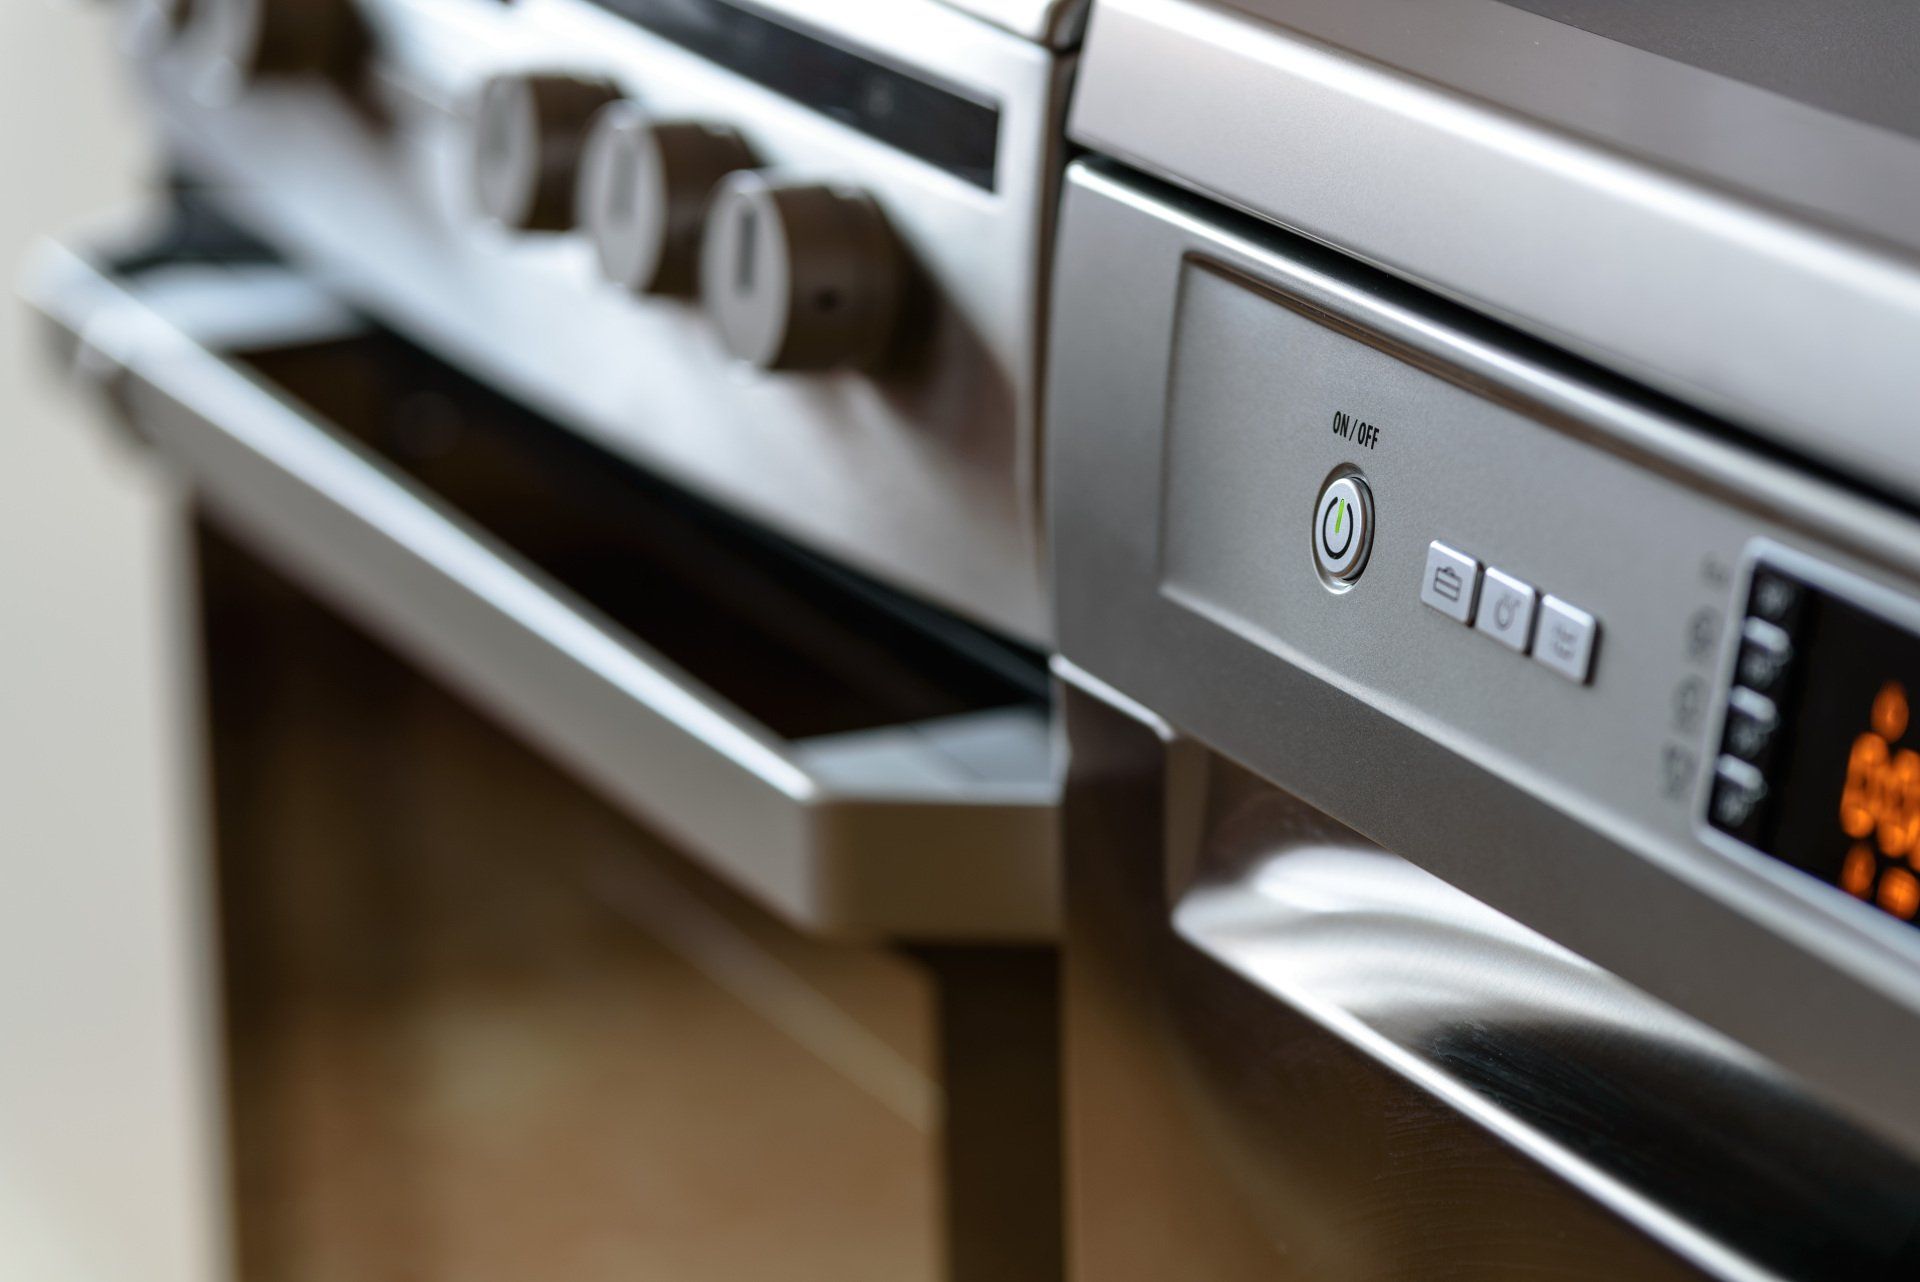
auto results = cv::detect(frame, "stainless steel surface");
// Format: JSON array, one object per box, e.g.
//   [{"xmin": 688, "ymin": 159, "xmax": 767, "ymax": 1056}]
[
  {"xmin": 1046, "ymin": 162, "xmax": 1920, "ymax": 1157},
  {"xmin": 945, "ymin": 0, "xmax": 1089, "ymax": 47},
  {"xmin": 1496, "ymin": 0, "xmax": 1920, "ymax": 137},
  {"xmin": 1069, "ymin": 0, "xmax": 1920, "ymax": 505},
  {"xmin": 27, "ymin": 239, "xmax": 1059, "ymax": 943},
  {"xmin": 130, "ymin": 0, "xmax": 1070, "ymax": 641},
  {"xmin": 1058, "ymin": 673, "xmax": 1920, "ymax": 1280}
]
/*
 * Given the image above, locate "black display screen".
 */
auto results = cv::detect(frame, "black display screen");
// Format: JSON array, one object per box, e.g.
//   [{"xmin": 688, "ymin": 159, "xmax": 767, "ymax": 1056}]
[
  {"xmin": 1710, "ymin": 561, "xmax": 1920, "ymax": 928},
  {"xmin": 585, "ymin": 0, "xmax": 1001, "ymax": 191}
]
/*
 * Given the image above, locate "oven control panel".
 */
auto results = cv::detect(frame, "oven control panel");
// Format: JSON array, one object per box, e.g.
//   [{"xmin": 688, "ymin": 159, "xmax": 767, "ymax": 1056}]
[
  {"xmin": 122, "ymin": 0, "xmax": 1067, "ymax": 642},
  {"xmin": 1049, "ymin": 160, "xmax": 1920, "ymax": 1084},
  {"xmin": 1412, "ymin": 538, "xmax": 1600, "ymax": 682},
  {"xmin": 1707, "ymin": 551, "xmax": 1920, "ymax": 930},
  {"xmin": 1121, "ymin": 238, "xmax": 1920, "ymax": 957}
]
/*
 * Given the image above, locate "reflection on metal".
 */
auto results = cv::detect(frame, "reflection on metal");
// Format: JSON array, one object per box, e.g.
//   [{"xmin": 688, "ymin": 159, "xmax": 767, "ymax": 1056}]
[
  {"xmin": 1174, "ymin": 812, "xmax": 1770, "ymax": 1279},
  {"xmin": 1061, "ymin": 678, "xmax": 1920, "ymax": 1281}
]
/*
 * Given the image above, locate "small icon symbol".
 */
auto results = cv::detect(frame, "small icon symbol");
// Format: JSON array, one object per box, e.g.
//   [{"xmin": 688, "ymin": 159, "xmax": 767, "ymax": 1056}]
[
  {"xmin": 1686, "ymin": 608, "xmax": 1720, "ymax": 664},
  {"xmin": 1754, "ymin": 578, "xmax": 1795, "ymax": 620},
  {"xmin": 1672, "ymin": 675, "xmax": 1707, "ymax": 731},
  {"xmin": 1431, "ymin": 564, "xmax": 1463, "ymax": 604},
  {"xmin": 1737, "ymin": 647, "xmax": 1783, "ymax": 690},
  {"xmin": 1660, "ymin": 744, "xmax": 1696, "ymax": 800},
  {"xmin": 1550, "ymin": 623, "xmax": 1577, "ymax": 660},
  {"xmin": 1493, "ymin": 594, "xmax": 1518, "ymax": 630},
  {"xmin": 1712, "ymin": 781, "xmax": 1760, "ymax": 828}
]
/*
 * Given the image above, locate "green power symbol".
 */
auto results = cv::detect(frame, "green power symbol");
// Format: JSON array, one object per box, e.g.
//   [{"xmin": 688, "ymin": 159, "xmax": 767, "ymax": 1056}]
[
  {"xmin": 1317, "ymin": 476, "xmax": 1371, "ymax": 583},
  {"xmin": 1321, "ymin": 491, "xmax": 1355, "ymax": 559}
]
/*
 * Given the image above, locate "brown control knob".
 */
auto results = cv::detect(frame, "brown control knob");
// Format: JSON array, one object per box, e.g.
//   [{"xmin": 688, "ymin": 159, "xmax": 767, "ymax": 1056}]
[
  {"xmin": 192, "ymin": 0, "xmax": 363, "ymax": 92},
  {"xmin": 577, "ymin": 103, "xmax": 757, "ymax": 297},
  {"xmin": 698, "ymin": 174, "xmax": 906, "ymax": 372},
  {"xmin": 472, "ymin": 74, "xmax": 623, "ymax": 233}
]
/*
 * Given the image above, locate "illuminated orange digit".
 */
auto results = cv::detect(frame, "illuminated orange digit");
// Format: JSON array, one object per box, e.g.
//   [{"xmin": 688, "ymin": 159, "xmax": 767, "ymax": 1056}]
[
  {"xmin": 1842, "ymin": 844, "xmax": 1878, "ymax": 899},
  {"xmin": 1882, "ymin": 749, "xmax": 1920, "ymax": 857},
  {"xmin": 1874, "ymin": 681, "xmax": 1910, "ymax": 742},
  {"xmin": 1878, "ymin": 867, "xmax": 1920, "ymax": 921},
  {"xmin": 1841, "ymin": 732, "xmax": 1886, "ymax": 839}
]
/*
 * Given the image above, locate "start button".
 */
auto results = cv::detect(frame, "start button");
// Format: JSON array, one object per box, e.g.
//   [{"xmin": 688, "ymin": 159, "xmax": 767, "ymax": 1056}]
[{"xmin": 1313, "ymin": 473, "xmax": 1374, "ymax": 585}]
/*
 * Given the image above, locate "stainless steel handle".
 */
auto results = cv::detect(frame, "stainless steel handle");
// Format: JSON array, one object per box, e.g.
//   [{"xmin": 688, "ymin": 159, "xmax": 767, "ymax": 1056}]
[
  {"xmin": 1057, "ymin": 670, "xmax": 1920, "ymax": 1280},
  {"xmin": 26, "ymin": 239, "xmax": 1057, "ymax": 942}
]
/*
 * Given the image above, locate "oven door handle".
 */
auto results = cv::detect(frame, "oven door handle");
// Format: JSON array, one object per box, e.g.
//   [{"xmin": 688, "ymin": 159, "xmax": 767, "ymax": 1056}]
[{"xmin": 26, "ymin": 239, "xmax": 1057, "ymax": 942}]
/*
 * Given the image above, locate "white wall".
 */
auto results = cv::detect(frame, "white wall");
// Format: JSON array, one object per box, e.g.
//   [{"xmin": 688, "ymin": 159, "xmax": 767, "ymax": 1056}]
[{"xmin": 0, "ymin": 4, "xmax": 228, "ymax": 1280}]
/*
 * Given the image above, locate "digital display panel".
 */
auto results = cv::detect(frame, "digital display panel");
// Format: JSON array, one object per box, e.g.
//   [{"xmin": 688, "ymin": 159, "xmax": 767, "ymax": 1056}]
[{"xmin": 1712, "ymin": 562, "xmax": 1920, "ymax": 928}]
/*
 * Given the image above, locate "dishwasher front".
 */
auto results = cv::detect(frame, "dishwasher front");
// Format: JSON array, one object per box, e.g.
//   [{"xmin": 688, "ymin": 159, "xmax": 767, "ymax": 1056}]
[{"xmin": 1047, "ymin": 161, "xmax": 1920, "ymax": 1281}]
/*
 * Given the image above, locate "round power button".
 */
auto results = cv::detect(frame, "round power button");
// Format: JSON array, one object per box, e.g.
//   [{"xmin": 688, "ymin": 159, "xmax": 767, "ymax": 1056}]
[{"xmin": 1313, "ymin": 474, "xmax": 1374, "ymax": 584}]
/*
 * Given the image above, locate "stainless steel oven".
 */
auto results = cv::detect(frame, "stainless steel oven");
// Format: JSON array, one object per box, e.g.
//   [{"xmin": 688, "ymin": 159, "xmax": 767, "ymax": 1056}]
[
  {"xmin": 118, "ymin": 0, "xmax": 1086, "ymax": 643},
  {"xmin": 40, "ymin": 0, "xmax": 1092, "ymax": 1274},
  {"xmin": 28, "ymin": 196, "xmax": 1063, "ymax": 1279},
  {"xmin": 1046, "ymin": 85, "xmax": 1920, "ymax": 1279},
  {"xmin": 41, "ymin": 0, "xmax": 1920, "ymax": 1276}
]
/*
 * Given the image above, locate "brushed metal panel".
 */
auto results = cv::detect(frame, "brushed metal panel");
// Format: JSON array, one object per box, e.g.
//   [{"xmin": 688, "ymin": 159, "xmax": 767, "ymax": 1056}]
[
  {"xmin": 1070, "ymin": 0, "xmax": 1920, "ymax": 506},
  {"xmin": 1059, "ymin": 674, "xmax": 1920, "ymax": 1280},
  {"xmin": 1046, "ymin": 162, "xmax": 1920, "ymax": 1159},
  {"xmin": 943, "ymin": 0, "xmax": 1088, "ymax": 46},
  {"xmin": 28, "ymin": 241, "xmax": 1059, "ymax": 942},
  {"xmin": 131, "ymin": 0, "xmax": 1069, "ymax": 641}
]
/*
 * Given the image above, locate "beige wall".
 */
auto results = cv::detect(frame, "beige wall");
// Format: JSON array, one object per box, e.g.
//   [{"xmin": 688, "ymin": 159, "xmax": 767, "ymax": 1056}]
[{"xmin": 0, "ymin": 4, "xmax": 227, "ymax": 1280}]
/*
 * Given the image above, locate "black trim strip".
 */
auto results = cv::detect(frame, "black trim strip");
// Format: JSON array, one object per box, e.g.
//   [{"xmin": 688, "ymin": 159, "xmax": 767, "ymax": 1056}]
[{"xmin": 589, "ymin": 0, "xmax": 1001, "ymax": 190}]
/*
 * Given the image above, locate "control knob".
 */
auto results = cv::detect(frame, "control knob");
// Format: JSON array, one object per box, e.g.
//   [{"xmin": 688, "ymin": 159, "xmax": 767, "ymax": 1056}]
[
  {"xmin": 698, "ymin": 173, "xmax": 906, "ymax": 372},
  {"xmin": 191, "ymin": 0, "xmax": 366, "ymax": 92},
  {"xmin": 472, "ymin": 73, "xmax": 623, "ymax": 233},
  {"xmin": 577, "ymin": 102, "xmax": 758, "ymax": 296}
]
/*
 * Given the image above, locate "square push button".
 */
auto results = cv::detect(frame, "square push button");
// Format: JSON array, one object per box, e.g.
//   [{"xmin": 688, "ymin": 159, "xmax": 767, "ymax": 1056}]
[
  {"xmin": 1420, "ymin": 541, "xmax": 1480, "ymax": 624},
  {"xmin": 1474, "ymin": 568, "xmax": 1537, "ymax": 652},
  {"xmin": 1533, "ymin": 595, "xmax": 1598, "ymax": 684}
]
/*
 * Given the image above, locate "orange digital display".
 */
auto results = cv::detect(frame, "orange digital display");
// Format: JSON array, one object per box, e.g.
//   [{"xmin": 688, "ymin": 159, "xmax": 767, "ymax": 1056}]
[
  {"xmin": 1838, "ymin": 682, "xmax": 1920, "ymax": 919},
  {"xmin": 1746, "ymin": 562, "xmax": 1920, "ymax": 932}
]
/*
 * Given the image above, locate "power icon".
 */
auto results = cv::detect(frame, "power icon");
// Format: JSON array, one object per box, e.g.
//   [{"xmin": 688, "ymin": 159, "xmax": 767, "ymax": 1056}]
[
  {"xmin": 1321, "ymin": 495, "xmax": 1356, "ymax": 559},
  {"xmin": 1313, "ymin": 474, "xmax": 1373, "ymax": 585}
]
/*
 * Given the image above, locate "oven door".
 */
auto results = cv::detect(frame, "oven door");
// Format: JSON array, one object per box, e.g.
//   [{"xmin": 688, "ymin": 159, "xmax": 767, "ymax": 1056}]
[
  {"xmin": 1060, "ymin": 675, "xmax": 1920, "ymax": 1281},
  {"xmin": 26, "ymin": 207, "xmax": 1061, "ymax": 1281},
  {"xmin": 26, "ymin": 212, "xmax": 1057, "ymax": 944},
  {"xmin": 1044, "ymin": 159, "xmax": 1920, "ymax": 1280}
]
